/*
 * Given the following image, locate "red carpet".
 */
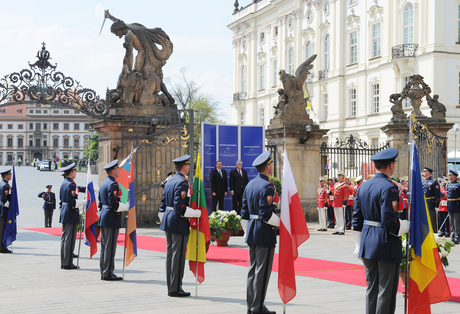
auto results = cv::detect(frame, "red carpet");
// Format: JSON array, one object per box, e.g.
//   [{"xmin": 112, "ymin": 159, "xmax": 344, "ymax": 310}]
[{"xmin": 24, "ymin": 227, "xmax": 460, "ymax": 302}]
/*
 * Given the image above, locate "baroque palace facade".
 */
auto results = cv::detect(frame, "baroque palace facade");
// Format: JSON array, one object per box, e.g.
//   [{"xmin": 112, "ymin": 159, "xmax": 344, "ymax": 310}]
[
  {"xmin": 0, "ymin": 102, "xmax": 91, "ymax": 166},
  {"xmin": 229, "ymin": 0, "xmax": 460, "ymax": 152}
]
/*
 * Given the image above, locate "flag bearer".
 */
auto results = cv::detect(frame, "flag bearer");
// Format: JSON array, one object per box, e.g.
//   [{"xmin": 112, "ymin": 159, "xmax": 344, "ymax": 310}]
[
  {"xmin": 0, "ymin": 169, "xmax": 12, "ymax": 253},
  {"xmin": 241, "ymin": 151, "xmax": 278, "ymax": 314},
  {"xmin": 422, "ymin": 167, "xmax": 440, "ymax": 232},
  {"xmin": 438, "ymin": 178, "xmax": 449, "ymax": 237},
  {"xmin": 332, "ymin": 171, "xmax": 349, "ymax": 235},
  {"xmin": 447, "ymin": 170, "xmax": 460, "ymax": 244},
  {"xmin": 38, "ymin": 185, "xmax": 56, "ymax": 228},
  {"xmin": 352, "ymin": 148, "xmax": 410, "ymax": 314},
  {"xmin": 317, "ymin": 177, "xmax": 328, "ymax": 231},
  {"xmin": 159, "ymin": 155, "xmax": 201, "ymax": 297}
]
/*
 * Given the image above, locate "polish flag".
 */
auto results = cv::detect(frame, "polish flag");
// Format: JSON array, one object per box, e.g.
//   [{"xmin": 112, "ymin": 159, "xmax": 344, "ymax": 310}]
[{"xmin": 278, "ymin": 149, "xmax": 310, "ymax": 304}]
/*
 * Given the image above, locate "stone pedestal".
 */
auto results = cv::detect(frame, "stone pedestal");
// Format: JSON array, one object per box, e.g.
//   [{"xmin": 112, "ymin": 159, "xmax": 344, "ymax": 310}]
[
  {"xmin": 266, "ymin": 125, "xmax": 328, "ymax": 222},
  {"xmin": 91, "ymin": 119, "xmax": 131, "ymax": 186}
]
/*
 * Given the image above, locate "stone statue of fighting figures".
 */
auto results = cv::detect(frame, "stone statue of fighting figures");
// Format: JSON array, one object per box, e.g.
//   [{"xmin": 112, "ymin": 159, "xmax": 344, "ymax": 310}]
[{"xmin": 103, "ymin": 10, "xmax": 175, "ymax": 107}]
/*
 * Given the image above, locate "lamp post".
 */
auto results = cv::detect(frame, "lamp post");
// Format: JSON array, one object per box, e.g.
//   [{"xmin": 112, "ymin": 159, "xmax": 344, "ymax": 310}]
[{"xmin": 454, "ymin": 124, "xmax": 460, "ymax": 171}]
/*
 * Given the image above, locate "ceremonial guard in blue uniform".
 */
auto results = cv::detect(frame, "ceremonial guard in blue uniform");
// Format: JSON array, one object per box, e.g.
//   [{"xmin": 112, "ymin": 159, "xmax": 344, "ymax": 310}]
[
  {"xmin": 98, "ymin": 159, "xmax": 128, "ymax": 281},
  {"xmin": 241, "ymin": 151, "xmax": 279, "ymax": 314},
  {"xmin": 38, "ymin": 184, "xmax": 56, "ymax": 227},
  {"xmin": 0, "ymin": 169, "xmax": 12, "ymax": 253},
  {"xmin": 352, "ymin": 148, "xmax": 410, "ymax": 314},
  {"xmin": 159, "ymin": 155, "xmax": 201, "ymax": 297},
  {"xmin": 447, "ymin": 170, "xmax": 460, "ymax": 244},
  {"xmin": 422, "ymin": 167, "xmax": 440, "ymax": 232},
  {"xmin": 59, "ymin": 163, "xmax": 86, "ymax": 269}
]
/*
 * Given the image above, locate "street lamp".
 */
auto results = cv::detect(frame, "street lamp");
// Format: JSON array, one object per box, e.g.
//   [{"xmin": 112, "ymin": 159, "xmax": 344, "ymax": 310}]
[{"xmin": 454, "ymin": 124, "xmax": 460, "ymax": 171}]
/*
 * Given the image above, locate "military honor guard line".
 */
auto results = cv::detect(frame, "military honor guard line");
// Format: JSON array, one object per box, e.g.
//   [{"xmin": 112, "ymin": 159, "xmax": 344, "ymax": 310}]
[{"xmin": 0, "ymin": 146, "xmax": 456, "ymax": 313}]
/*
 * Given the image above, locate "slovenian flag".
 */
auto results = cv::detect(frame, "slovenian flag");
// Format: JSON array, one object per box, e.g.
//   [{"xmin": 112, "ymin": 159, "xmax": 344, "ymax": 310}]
[
  {"xmin": 186, "ymin": 153, "xmax": 210, "ymax": 283},
  {"xmin": 3, "ymin": 167, "xmax": 19, "ymax": 248},
  {"xmin": 408, "ymin": 145, "xmax": 451, "ymax": 312},
  {"xmin": 84, "ymin": 162, "xmax": 98, "ymax": 258},
  {"xmin": 119, "ymin": 157, "xmax": 137, "ymax": 266},
  {"xmin": 278, "ymin": 150, "xmax": 310, "ymax": 304}
]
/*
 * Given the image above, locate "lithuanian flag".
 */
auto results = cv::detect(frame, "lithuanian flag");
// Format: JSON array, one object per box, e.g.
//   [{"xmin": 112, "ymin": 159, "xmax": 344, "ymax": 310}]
[
  {"xmin": 408, "ymin": 145, "xmax": 451, "ymax": 313},
  {"xmin": 186, "ymin": 154, "xmax": 210, "ymax": 283}
]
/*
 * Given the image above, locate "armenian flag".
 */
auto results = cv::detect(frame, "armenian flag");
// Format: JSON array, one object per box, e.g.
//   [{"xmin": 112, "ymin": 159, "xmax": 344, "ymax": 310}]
[
  {"xmin": 408, "ymin": 145, "xmax": 451, "ymax": 313},
  {"xmin": 119, "ymin": 157, "xmax": 137, "ymax": 266},
  {"xmin": 186, "ymin": 154, "xmax": 210, "ymax": 283}
]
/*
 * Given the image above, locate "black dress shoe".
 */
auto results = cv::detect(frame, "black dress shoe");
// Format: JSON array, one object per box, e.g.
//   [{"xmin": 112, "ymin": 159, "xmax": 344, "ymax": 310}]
[
  {"xmin": 252, "ymin": 306, "xmax": 276, "ymax": 314},
  {"xmin": 338, "ymin": 232, "xmax": 345, "ymax": 235},
  {"xmin": 168, "ymin": 290, "xmax": 191, "ymax": 297},
  {"xmin": 63, "ymin": 264, "xmax": 79, "ymax": 270},
  {"xmin": 102, "ymin": 274, "xmax": 123, "ymax": 281},
  {"xmin": 73, "ymin": 253, "xmax": 78, "ymax": 258},
  {"xmin": 1, "ymin": 248, "xmax": 12, "ymax": 253},
  {"xmin": 332, "ymin": 231, "xmax": 340, "ymax": 235}
]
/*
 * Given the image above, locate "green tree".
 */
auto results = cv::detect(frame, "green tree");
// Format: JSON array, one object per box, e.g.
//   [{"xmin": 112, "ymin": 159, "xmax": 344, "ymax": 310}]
[{"xmin": 85, "ymin": 130, "xmax": 99, "ymax": 162}]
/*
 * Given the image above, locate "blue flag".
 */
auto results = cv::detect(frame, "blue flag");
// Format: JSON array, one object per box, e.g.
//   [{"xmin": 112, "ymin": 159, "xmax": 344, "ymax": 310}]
[{"xmin": 3, "ymin": 167, "xmax": 19, "ymax": 248}]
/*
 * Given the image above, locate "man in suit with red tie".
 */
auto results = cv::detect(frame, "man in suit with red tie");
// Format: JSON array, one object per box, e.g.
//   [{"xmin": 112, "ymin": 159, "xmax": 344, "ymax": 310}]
[
  {"xmin": 230, "ymin": 160, "xmax": 249, "ymax": 215},
  {"xmin": 210, "ymin": 161, "xmax": 228, "ymax": 212}
]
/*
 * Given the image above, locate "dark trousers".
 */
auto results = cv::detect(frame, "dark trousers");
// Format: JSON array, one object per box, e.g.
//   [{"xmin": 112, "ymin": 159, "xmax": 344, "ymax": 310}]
[
  {"xmin": 345, "ymin": 204, "xmax": 353, "ymax": 229},
  {"xmin": 165, "ymin": 231, "xmax": 188, "ymax": 293},
  {"xmin": 61, "ymin": 223, "xmax": 77, "ymax": 267},
  {"xmin": 0, "ymin": 217, "xmax": 6, "ymax": 249},
  {"xmin": 232, "ymin": 192, "xmax": 243, "ymax": 215},
  {"xmin": 247, "ymin": 244, "xmax": 274, "ymax": 312},
  {"xmin": 44, "ymin": 210, "xmax": 53, "ymax": 227},
  {"xmin": 429, "ymin": 209, "xmax": 437, "ymax": 233},
  {"xmin": 100, "ymin": 227, "xmax": 119, "ymax": 278},
  {"xmin": 362, "ymin": 258, "xmax": 400, "ymax": 314},
  {"xmin": 438, "ymin": 211, "xmax": 450, "ymax": 235},
  {"xmin": 212, "ymin": 194, "xmax": 224, "ymax": 212},
  {"xmin": 327, "ymin": 205, "xmax": 335, "ymax": 227}
]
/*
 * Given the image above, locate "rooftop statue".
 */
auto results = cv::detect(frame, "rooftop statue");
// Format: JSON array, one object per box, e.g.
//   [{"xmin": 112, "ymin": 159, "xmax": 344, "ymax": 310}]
[{"xmin": 103, "ymin": 10, "xmax": 175, "ymax": 107}]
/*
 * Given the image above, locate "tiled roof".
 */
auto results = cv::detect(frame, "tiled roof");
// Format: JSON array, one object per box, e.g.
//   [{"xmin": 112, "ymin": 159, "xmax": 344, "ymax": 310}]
[{"xmin": 0, "ymin": 104, "xmax": 27, "ymax": 117}]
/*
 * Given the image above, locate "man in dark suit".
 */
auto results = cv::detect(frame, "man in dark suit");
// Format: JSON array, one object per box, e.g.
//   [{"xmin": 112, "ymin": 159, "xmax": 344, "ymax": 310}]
[
  {"xmin": 38, "ymin": 184, "xmax": 56, "ymax": 227},
  {"xmin": 229, "ymin": 160, "xmax": 249, "ymax": 215},
  {"xmin": 210, "ymin": 160, "xmax": 228, "ymax": 212}
]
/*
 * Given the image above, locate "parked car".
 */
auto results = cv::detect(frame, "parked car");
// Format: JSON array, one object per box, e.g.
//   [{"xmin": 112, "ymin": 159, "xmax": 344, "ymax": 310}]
[{"xmin": 39, "ymin": 161, "xmax": 56, "ymax": 171}]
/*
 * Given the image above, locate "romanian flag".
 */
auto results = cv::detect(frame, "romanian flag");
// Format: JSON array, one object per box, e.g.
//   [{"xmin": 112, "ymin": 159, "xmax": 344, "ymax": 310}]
[
  {"xmin": 278, "ymin": 150, "xmax": 310, "ymax": 304},
  {"xmin": 84, "ymin": 163, "xmax": 98, "ymax": 258},
  {"xmin": 408, "ymin": 145, "xmax": 451, "ymax": 313},
  {"xmin": 3, "ymin": 167, "xmax": 19, "ymax": 248},
  {"xmin": 119, "ymin": 157, "xmax": 138, "ymax": 266},
  {"xmin": 186, "ymin": 154, "xmax": 210, "ymax": 283}
]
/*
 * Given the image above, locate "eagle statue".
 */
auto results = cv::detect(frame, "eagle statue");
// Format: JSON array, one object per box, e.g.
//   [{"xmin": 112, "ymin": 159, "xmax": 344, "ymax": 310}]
[{"xmin": 278, "ymin": 54, "xmax": 316, "ymax": 101}]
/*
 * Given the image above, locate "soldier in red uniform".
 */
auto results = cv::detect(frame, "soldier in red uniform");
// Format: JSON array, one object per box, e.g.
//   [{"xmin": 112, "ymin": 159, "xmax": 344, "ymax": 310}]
[
  {"xmin": 438, "ymin": 177, "xmax": 450, "ymax": 236},
  {"xmin": 317, "ymin": 177, "xmax": 328, "ymax": 231},
  {"xmin": 332, "ymin": 171, "xmax": 349, "ymax": 235},
  {"xmin": 345, "ymin": 177, "xmax": 355, "ymax": 230},
  {"xmin": 327, "ymin": 178, "xmax": 335, "ymax": 228}
]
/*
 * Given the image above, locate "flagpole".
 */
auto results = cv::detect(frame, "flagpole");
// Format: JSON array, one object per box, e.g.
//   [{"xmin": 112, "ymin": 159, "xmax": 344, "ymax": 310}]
[
  {"xmin": 195, "ymin": 152, "xmax": 202, "ymax": 297},
  {"xmin": 283, "ymin": 126, "xmax": 286, "ymax": 314},
  {"xmin": 404, "ymin": 113, "xmax": 415, "ymax": 314},
  {"xmin": 76, "ymin": 212, "xmax": 84, "ymax": 268},
  {"xmin": 123, "ymin": 143, "xmax": 134, "ymax": 280}
]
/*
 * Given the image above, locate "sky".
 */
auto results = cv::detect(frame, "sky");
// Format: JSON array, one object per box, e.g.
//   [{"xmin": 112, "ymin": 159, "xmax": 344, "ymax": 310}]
[{"xmin": 0, "ymin": 0, "xmax": 237, "ymax": 122}]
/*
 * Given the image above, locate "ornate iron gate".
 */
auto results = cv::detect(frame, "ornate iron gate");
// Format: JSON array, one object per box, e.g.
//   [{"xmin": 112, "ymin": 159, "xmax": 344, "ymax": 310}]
[
  {"xmin": 411, "ymin": 113, "xmax": 447, "ymax": 177},
  {"xmin": 320, "ymin": 135, "xmax": 390, "ymax": 180},
  {"xmin": 120, "ymin": 109, "xmax": 194, "ymax": 226}
]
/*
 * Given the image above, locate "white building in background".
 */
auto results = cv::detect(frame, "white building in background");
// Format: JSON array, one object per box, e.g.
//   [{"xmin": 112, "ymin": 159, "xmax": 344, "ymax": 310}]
[
  {"xmin": 0, "ymin": 103, "xmax": 91, "ymax": 166},
  {"xmin": 228, "ymin": 0, "xmax": 460, "ymax": 152}
]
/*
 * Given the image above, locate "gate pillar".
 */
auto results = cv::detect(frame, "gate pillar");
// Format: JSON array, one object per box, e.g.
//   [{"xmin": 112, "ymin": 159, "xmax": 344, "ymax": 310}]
[
  {"xmin": 266, "ymin": 126, "xmax": 328, "ymax": 222},
  {"xmin": 91, "ymin": 120, "xmax": 131, "ymax": 185},
  {"xmin": 381, "ymin": 123, "xmax": 410, "ymax": 178}
]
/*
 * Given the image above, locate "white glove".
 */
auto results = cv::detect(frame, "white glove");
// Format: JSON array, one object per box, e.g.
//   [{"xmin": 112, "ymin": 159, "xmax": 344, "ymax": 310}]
[
  {"xmin": 183, "ymin": 206, "xmax": 201, "ymax": 218},
  {"xmin": 352, "ymin": 230, "xmax": 362, "ymax": 258},
  {"xmin": 266, "ymin": 213, "xmax": 280, "ymax": 227},
  {"xmin": 75, "ymin": 199, "xmax": 85, "ymax": 208},
  {"xmin": 398, "ymin": 220, "xmax": 410, "ymax": 236},
  {"xmin": 241, "ymin": 219, "xmax": 248, "ymax": 241},
  {"xmin": 117, "ymin": 202, "xmax": 129, "ymax": 212},
  {"xmin": 96, "ymin": 211, "xmax": 100, "ymax": 218},
  {"xmin": 44, "ymin": 189, "xmax": 48, "ymax": 193},
  {"xmin": 158, "ymin": 211, "xmax": 165, "ymax": 222},
  {"xmin": 3, "ymin": 201, "xmax": 9, "ymax": 208},
  {"xmin": 79, "ymin": 206, "xmax": 85, "ymax": 214}
]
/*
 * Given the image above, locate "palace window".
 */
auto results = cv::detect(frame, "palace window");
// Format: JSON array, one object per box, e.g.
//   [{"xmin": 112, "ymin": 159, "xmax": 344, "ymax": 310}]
[
  {"xmin": 325, "ymin": 34, "xmax": 330, "ymax": 70},
  {"xmin": 259, "ymin": 108, "xmax": 265, "ymax": 126},
  {"xmin": 64, "ymin": 138, "xmax": 69, "ymax": 148},
  {"xmin": 53, "ymin": 123, "xmax": 59, "ymax": 130},
  {"xmin": 349, "ymin": 89, "xmax": 356, "ymax": 117},
  {"xmin": 259, "ymin": 64, "xmax": 265, "ymax": 90},
  {"xmin": 349, "ymin": 31, "xmax": 358, "ymax": 64},
  {"xmin": 64, "ymin": 123, "xmax": 69, "ymax": 130},
  {"xmin": 240, "ymin": 112, "xmax": 244, "ymax": 125},
  {"xmin": 7, "ymin": 138, "xmax": 13, "ymax": 147},
  {"xmin": 404, "ymin": 3, "xmax": 414, "ymax": 44},
  {"xmin": 53, "ymin": 138, "xmax": 59, "ymax": 148},
  {"xmin": 403, "ymin": 77, "xmax": 411, "ymax": 108},
  {"xmin": 241, "ymin": 65, "xmax": 246, "ymax": 93},
  {"xmin": 7, "ymin": 124, "xmax": 13, "ymax": 130},
  {"xmin": 372, "ymin": 23, "xmax": 381, "ymax": 58},
  {"xmin": 372, "ymin": 84, "xmax": 380, "ymax": 114},
  {"xmin": 306, "ymin": 41, "xmax": 312, "ymax": 59},
  {"xmin": 288, "ymin": 47, "xmax": 294, "ymax": 75},
  {"xmin": 324, "ymin": 94, "xmax": 328, "ymax": 121},
  {"xmin": 74, "ymin": 123, "xmax": 80, "ymax": 130},
  {"xmin": 273, "ymin": 60, "xmax": 278, "ymax": 86},
  {"xmin": 18, "ymin": 124, "xmax": 23, "ymax": 130}
]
